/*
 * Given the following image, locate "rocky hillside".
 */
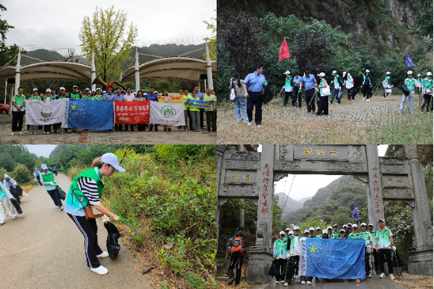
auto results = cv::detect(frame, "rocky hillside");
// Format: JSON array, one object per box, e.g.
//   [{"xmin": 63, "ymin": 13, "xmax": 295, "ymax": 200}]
[
  {"xmin": 218, "ymin": 0, "xmax": 420, "ymax": 54},
  {"xmin": 275, "ymin": 193, "xmax": 311, "ymax": 218}
]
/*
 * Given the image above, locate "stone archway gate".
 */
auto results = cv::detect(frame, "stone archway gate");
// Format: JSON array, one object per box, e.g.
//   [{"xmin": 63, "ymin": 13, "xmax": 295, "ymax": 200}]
[{"xmin": 217, "ymin": 145, "xmax": 432, "ymax": 282}]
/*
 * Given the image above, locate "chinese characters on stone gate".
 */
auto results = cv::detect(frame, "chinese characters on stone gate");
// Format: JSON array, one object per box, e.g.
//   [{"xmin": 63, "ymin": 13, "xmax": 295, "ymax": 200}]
[
  {"xmin": 372, "ymin": 166, "xmax": 381, "ymax": 215},
  {"xmin": 388, "ymin": 178, "xmax": 405, "ymax": 185},
  {"xmin": 260, "ymin": 164, "xmax": 271, "ymax": 214},
  {"xmin": 232, "ymin": 174, "xmax": 251, "ymax": 181},
  {"xmin": 303, "ymin": 147, "xmax": 338, "ymax": 156}
]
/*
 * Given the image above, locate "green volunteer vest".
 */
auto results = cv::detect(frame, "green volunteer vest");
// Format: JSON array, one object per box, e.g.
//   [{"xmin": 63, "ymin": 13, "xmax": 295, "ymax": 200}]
[
  {"xmin": 43, "ymin": 95, "xmax": 54, "ymax": 101},
  {"xmin": 423, "ymin": 78, "xmax": 433, "ymax": 90},
  {"xmin": 41, "ymin": 172, "xmax": 55, "ymax": 183},
  {"xmin": 70, "ymin": 93, "xmax": 81, "ymax": 100},
  {"xmin": 360, "ymin": 231, "xmax": 371, "ymax": 246},
  {"xmin": 348, "ymin": 232, "xmax": 360, "ymax": 239},
  {"xmin": 285, "ymin": 77, "xmax": 293, "ymax": 91},
  {"xmin": 204, "ymin": 94, "xmax": 215, "ymax": 101},
  {"xmin": 363, "ymin": 75, "xmax": 371, "ymax": 86},
  {"xmin": 14, "ymin": 94, "xmax": 26, "ymax": 107},
  {"xmin": 315, "ymin": 234, "xmax": 322, "ymax": 239},
  {"xmin": 30, "ymin": 96, "xmax": 41, "ymax": 101},
  {"xmin": 319, "ymin": 79, "xmax": 327, "ymax": 95},
  {"xmin": 405, "ymin": 78, "xmax": 416, "ymax": 91},
  {"xmin": 331, "ymin": 231, "xmax": 339, "ymax": 239},
  {"xmin": 83, "ymin": 95, "xmax": 93, "ymax": 100},
  {"xmin": 0, "ymin": 186, "xmax": 5, "ymax": 199},
  {"xmin": 376, "ymin": 227, "xmax": 392, "ymax": 249},
  {"xmin": 187, "ymin": 95, "xmax": 200, "ymax": 112},
  {"xmin": 94, "ymin": 95, "xmax": 104, "ymax": 100},
  {"xmin": 71, "ymin": 167, "xmax": 103, "ymax": 207},
  {"xmin": 57, "ymin": 95, "xmax": 67, "ymax": 99}
]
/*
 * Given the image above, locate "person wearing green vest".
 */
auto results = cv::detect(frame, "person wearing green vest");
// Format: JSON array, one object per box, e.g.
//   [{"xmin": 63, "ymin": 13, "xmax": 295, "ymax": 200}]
[
  {"xmin": 204, "ymin": 88, "xmax": 216, "ymax": 133},
  {"xmin": 368, "ymin": 223, "xmax": 379, "ymax": 274},
  {"xmin": 327, "ymin": 226, "xmax": 332, "ymax": 238},
  {"xmin": 11, "ymin": 87, "xmax": 26, "ymax": 136},
  {"xmin": 399, "ymin": 70, "xmax": 420, "ymax": 114},
  {"xmin": 70, "ymin": 85, "xmax": 81, "ymax": 100},
  {"xmin": 41, "ymin": 164, "xmax": 63, "ymax": 210},
  {"xmin": 384, "ymin": 72, "xmax": 393, "ymax": 101},
  {"xmin": 64, "ymin": 153, "xmax": 125, "ymax": 275},
  {"xmin": 329, "ymin": 70, "xmax": 343, "ymax": 104},
  {"xmin": 331, "ymin": 224, "xmax": 339, "ymax": 239},
  {"xmin": 42, "ymin": 89, "xmax": 54, "ymax": 134},
  {"xmin": 421, "ymin": 72, "xmax": 433, "ymax": 112},
  {"xmin": 83, "ymin": 88, "xmax": 93, "ymax": 100},
  {"xmin": 284, "ymin": 226, "xmax": 303, "ymax": 286},
  {"xmin": 376, "ymin": 219, "xmax": 395, "ymax": 280},
  {"xmin": 316, "ymin": 72, "xmax": 329, "ymax": 116},
  {"xmin": 348, "ymin": 224, "xmax": 360, "ymax": 239},
  {"xmin": 28, "ymin": 88, "xmax": 41, "ymax": 135},
  {"xmin": 362, "ymin": 69, "xmax": 372, "ymax": 102},
  {"xmin": 360, "ymin": 223, "xmax": 374, "ymax": 278},
  {"xmin": 308, "ymin": 227, "xmax": 315, "ymax": 238},
  {"xmin": 283, "ymin": 227, "xmax": 290, "ymax": 242},
  {"xmin": 303, "ymin": 230, "xmax": 309, "ymax": 237},
  {"xmin": 94, "ymin": 88, "xmax": 104, "ymax": 100},
  {"xmin": 0, "ymin": 181, "xmax": 17, "ymax": 225},
  {"xmin": 338, "ymin": 229, "xmax": 346, "ymax": 239},
  {"xmin": 273, "ymin": 231, "xmax": 288, "ymax": 284},
  {"xmin": 176, "ymin": 89, "xmax": 187, "ymax": 131},
  {"xmin": 188, "ymin": 90, "xmax": 201, "ymax": 132},
  {"xmin": 315, "ymin": 227, "xmax": 322, "ymax": 238},
  {"xmin": 282, "ymin": 71, "xmax": 293, "ymax": 107}
]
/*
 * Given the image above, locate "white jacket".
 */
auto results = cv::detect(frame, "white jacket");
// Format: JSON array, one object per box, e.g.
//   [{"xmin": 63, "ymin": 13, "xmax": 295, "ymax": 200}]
[
  {"xmin": 345, "ymin": 74, "xmax": 354, "ymax": 89},
  {"xmin": 0, "ymin": 181, "xmax": 14, "ymax": 199},
  {"xmin": 3, "ymin": 174, "xmax": 17, "ymax": 189}
]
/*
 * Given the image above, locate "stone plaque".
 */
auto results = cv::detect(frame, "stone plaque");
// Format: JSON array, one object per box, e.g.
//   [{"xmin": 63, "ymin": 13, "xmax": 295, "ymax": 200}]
[
  {"xmin": 225, "ymin": 170, "xmax": 257, "ymax": 185},
  {"xmin": 220, "ymin": 185, "xmax": 258, "ymax": 198},
  {"xmin": 382, "ymin": 175, "xmax": 409, "ymax": 187},
  {"xmin": 294, "ymin": 145, "xmax": 349, "ymax": 161},
  {"xmin": 383, "ymin": 188, "xmax": 415, "ymax": 200}
]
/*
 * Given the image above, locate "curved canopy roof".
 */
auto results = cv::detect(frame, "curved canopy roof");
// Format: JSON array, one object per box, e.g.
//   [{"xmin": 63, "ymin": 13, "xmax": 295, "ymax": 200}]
[
  {"xmin": 121, "ymin": 56, "xmax": 216, "ymax": 83},
  {"xmin": 0, "ymin": 61, "xmax": 92, "ymax": 83}
]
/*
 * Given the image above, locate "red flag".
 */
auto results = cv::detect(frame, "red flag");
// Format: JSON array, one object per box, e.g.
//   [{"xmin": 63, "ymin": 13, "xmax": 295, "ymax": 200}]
[{"xmin": 279, "ymin": 39, "xmax": 290, "ymax": 62}]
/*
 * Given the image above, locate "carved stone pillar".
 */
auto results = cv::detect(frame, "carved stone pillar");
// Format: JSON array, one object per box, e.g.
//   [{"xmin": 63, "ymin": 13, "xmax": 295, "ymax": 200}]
[{"xmin": 216, "ymin": 145, "xmax": 226, "ymax": 251}]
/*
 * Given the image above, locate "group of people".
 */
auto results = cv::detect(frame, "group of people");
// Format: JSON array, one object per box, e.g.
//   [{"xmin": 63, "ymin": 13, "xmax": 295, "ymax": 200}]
[
  {"xmin": 231, "ymin": 64, "xmax": 433, "ymax": 127},
  {"xmin": 10, "ymin": 85, "xmax": 217, "ymax": 135},
  {"xmin": 225, "ymin": 219, "xmax": 396, "ymax": 287}
]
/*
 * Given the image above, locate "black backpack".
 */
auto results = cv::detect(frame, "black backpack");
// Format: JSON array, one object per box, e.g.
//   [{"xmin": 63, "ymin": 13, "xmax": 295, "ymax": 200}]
[
  {"xmin": 104, "ymin": 221, "xmax": 121, "ymax": 259},
  {"xmin": 401, "ymin": 84, "xmax": 410, "ymax": 96}
]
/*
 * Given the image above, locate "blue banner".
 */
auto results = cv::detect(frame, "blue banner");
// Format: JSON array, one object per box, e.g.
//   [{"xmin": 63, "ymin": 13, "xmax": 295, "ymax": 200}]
[
  {"xmin": 65, "ymin": 99, "xmax": 113, "ymax": 130},
  {"xmin": 305, "ymin": 239, "xmax": 366, "ymax": 279},
  {"xmin": 186, "ymin": 99, "xmax": 215, "ymax": 109}
]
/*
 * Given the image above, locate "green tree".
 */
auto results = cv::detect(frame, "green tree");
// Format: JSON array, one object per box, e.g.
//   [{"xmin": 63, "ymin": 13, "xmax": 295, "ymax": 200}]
[
  {"xmin": 79, "ymin": 5, "xmax": 138, "ymax": 82},
  {"xmin": 330, "ymin": 207, "xmax": 353, "ymax": 228},
  {"xmin": 410, "ymin": 0, "xmax": 433, "ymax": 39},
  {"xmin": 203, "ymin": 11, "xmax": 216, "ymax": 60},
  {"xmin": 0, "ymin": 4, "xmax": 27, "ymax": 67},
  {"xmin": 12, "ymin": 164, "xmax": 31, "ymax": 184}
]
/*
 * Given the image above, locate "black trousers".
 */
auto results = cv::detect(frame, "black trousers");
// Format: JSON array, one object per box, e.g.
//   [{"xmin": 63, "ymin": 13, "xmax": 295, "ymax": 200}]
[
  {"xmin": 228, "ymin": 251, "xmax": 243, "ymax": 285},
  {"xmin": 36, "ymin": 175, "xmax": 43, "ymax": 186},
  {"xmin": 348, "ymin": 88, "xmax": 354, "ymax": 100},
  {"xmin": 115, "ymin": 124, "xmax": 123, "ymax": 131},
  {"xmin": 365, "ymin": 251, "xmax": 371, "ymax": 272},
  {"xmin": 68, "ymin": 213, "xmax": 103, "ymax": 268},
  {"xmin": 47, "ymin": 188, "xmax": 62, "ymax": 207},
  {"xmin": 305, "ymin": 88, "xmax": 316, "ymax": 112},
  {"xmin": 206, "ymin": 111, "xmax": 216, "ymax": 132},
  {"xmin": 187, "ymin": 110, "xmax": 193, "ymax": 130},
  {"xmin": 317, "ymin": 96, "xmax": 329, "ymax": 115},
  {"xmin": 124, "ymin": 124, "xmax": 135, "ymax": 131},
  {"xmin": 286, "ymin": 255, "xmax": 300, "ymax": 282},
  {"xmin": 274, "ymin": 258, "xmax": 287, "ymax": 282},
  {"xmin": 283, "ymin": 91, "xmax": 291, "ymax": 106},
  {"xmin": 247, "ymin": 92, "xmax": 262, "ymax": 125},
  {"xmin": 373, "ymin": 249, "xmax": 379, "ymax": 272},
  {"xmin": 12, "ymin": 111, "xmax": 24, "ymax": 132},
  {"xmin": 363, "ymin": 86, "xmax": 371, "ymax": 99},
  {"xmin": 44, "ymin": 125, "xmax": 51, "ymax": 133},
  {"xmin": 421, "ymin": 94, "xmax": 432, "ymax": 112},
  {"xmin": 199, "ymin": 109, "xmax": 205, "ymax": 129},
  {"xmin": 378, "ymin": 249, "xmax": 393, "ymax": 274},
  {"xmin": 149, "ymin": 124, "xmax": 159, "ymax": 131},
  {"xmin": 292, "ymin": 91, "xmax": 302, "ymax": 107}
]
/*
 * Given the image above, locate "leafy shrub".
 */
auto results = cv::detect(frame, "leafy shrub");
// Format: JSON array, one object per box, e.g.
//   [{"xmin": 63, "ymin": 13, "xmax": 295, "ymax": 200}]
[{"xmin": 12, "ymin": 164, "xmax": 31, "ymax": 184}]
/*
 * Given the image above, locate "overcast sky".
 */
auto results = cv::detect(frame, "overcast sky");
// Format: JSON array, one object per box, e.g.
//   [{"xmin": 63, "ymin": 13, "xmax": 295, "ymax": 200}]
[
  {"xmin": 260, "ymin": 145, "xmax": 388, "ymax": 201},
  {"xmin": 3, "ymin": 0, "xmax": 215, "ymax": 56},
  {"xmin": 25, "ymin": 145, "xmax": 57, "ymax": 158}
]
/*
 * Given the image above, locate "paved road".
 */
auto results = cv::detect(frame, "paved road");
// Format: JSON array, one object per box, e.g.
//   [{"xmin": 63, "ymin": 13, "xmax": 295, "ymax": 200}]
[{"xmin": 0, "ymin": 173, "xmax": 150, "ymax": 289}]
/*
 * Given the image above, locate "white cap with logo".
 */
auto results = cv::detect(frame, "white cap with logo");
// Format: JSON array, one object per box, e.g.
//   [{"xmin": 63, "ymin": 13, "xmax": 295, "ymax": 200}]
[
  {"xmin": 46, "ymin": 88, "xmax": 51, "ymax": 92},
  {"xmin": 41, "ymin": 164, "xmax": 48, "ymax": 170},
  {"xmin": 279, "ymin": 231, "xmax": 285, "ymax": 235},
  {"xmin": 100, "ymin": 153, "xmax": 126, "ymax": 172},
  {"xmin": 322, "ymin": 229, "xmax": 328, "ymax": 234}
]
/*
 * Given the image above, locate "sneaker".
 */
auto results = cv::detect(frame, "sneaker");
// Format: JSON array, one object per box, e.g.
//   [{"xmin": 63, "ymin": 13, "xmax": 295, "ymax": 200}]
[
  {"xmin": 367, "ymin": 99, "xmax": 370, "ymax": 102},
  {"xmin": 389, "ymin": 274, "xmax": 395, "ymax": 280},
  {"xmin": 257, "ymin": 125, "xmax": 261, "ymax": 128},
  {"xmin": 363, "ymin": 98, "xmax": 365, "ymax": 101},
  {"xmin": 10, "ymin": 132, "xmax": 14, "ymax": 136},
  {"xmin": 11, "ymin": 215, "xmax": 17, "ymax": 219},
  {"xmin": 379, "ymin": 273, "xmax": 385, "ymax": 278},
  {"xmin": 368, "ymin": 273, "xmax": 372, "ymax": 278},
  {"xmin": 247, "ymin": 122, "xmax": 252, "ymax": 126},
  {"xmin": 96, "ymin": 251, "xmax": 110, "ymax": 258},
  {"xmin": 281, "ymin": 281, "xmax": 285, "ymax": 284},
  {"xmin": 236, "ymin": 119, "xmax": 241, "ymax": 123},
  {"xmin": 356, "ymin": 278, "xmax": 360, "ymax": 283},
  {"xmin": 59, "ymin": 206, "xmax": 63, "ymax": 211},
  {"xmin": 19, "ymin": 132, "xmax": 23, "ymax": 135},
  {"xmin": 328, "ymin": 101, "xmax": 332, "ymax": 104},
  {"xmin": 283, "ymin": 282, "xmax": 288, "ymax": 287},
  {"xmin": 90, "ymin": 265, "xmax": 108, "ymax": 275},
  {"xmin": 301, "ymin": 281, "xmax": 305, "ymax": 285},
  {"xmin": 0, "ymin": 220, "xmax": 5, "ymax": 225},
  {"xmin": 306, "ymin": 281, "xmax": 311, "ymax": 284}
]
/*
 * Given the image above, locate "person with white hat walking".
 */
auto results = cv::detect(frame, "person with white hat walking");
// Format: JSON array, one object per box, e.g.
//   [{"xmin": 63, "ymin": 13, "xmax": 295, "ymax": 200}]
[
  {"xmin": 284, "ymin": 226, "xmax": 303, "ymax": 286},
  {"xmin": 41, "ymin": 164, "xmax": 63, "ymax": 210},
  {"xmin": 3, "ymin": 174, "xmax": 20, "ymax": 205},
  {"xmin": 273, "ymin": 231, "xmax": 288, "ymax": 284},
  {"xmin": 282, "ymin": 71, "xmax": 293, "ymax": 107},
  {"xmin": 64, "ymin": 153, "xmax": 125, "ymax": 275},
  {"xmin": 316, "ymin": 72, "xmax": 329, "ymax": 116},
  {"xmin": 0, "ymin": 181, "xmax": 17, "ymax": 225},
  {"xmin": 376, "ymin": 219, "xmax": 395, "ymax": 280},
  {"xmin": 399, "ymin": 70, "xmax": 420, "ymax": 114},
  {"xmin": 383, "ymin": 72, "xmax": 393, "ymax": 100},
  {"xmin": 292, "ymin": 72, "xmax": 303, "ymax": 108},
  {"xmin": 343, "ymin": 72, "xmax": 354, "ymax": 101},
  {"xmin": 421, "ymin": 72, "xmax": 433, "ymax": 112},
  {"xmin": 362, "ymin": 69, "xmax": 373, "ymax": 101},
  {"xmin": 329, "ymin": 71, "xmax": 343, "ymax": 104}
]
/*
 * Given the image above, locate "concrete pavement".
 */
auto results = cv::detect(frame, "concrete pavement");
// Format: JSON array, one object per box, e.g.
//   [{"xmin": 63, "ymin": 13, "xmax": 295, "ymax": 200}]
[{"xmin": 0, "ymin": 173, "xmax": 150, "ymax": 289}]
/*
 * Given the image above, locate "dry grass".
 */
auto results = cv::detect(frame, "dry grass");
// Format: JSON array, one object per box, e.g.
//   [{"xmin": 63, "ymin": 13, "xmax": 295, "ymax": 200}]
[
  {"xmin": 217, "ymin": 94, "xmax": 433, "ymax": 144},
  {"xmin": 394, "ymin": 276, "xmax": 433, "ymax": 288}
]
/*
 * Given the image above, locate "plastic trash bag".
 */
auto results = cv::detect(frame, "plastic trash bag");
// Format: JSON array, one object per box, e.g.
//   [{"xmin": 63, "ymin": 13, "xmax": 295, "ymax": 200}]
[{"xmin": 104, "ymin": 221, "xmax": 121, "ymax": 259}]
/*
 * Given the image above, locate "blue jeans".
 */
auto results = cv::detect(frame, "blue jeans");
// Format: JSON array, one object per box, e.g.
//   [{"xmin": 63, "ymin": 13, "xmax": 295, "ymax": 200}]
[
  {"xmin": 399, "ymin": 91, "xmax": 415, "ymax": 114},
  {"xmin": 330, "ymin": 88, "xmax": 341, "ymax": 104},
  {"xmin": 234, "ymin": 97, "xmax": 248, "ymax": 122}
]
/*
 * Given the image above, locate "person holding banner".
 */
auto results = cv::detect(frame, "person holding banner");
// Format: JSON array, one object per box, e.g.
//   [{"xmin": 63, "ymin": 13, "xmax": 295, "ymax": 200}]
[
  {"xmin": 188, "ymin": 91, "xmax": 201, "ymax": 132},
  {"xmin": 331, "ymin": 224, "xmax": 339, "ymax": 239},
  {"xmin": 177, "ymin": 89, "xmax": 188, "ymax": 132},
  {"xmin": 113, "ymin": 88, "xmax": 125, "ymax": 132},
  {"xmin": 11, "ymin": 87, "xmax": 26, "ymax": 136},
  {"xmin": 338, "ymin": 229, "xmax": 346, "ymax": 239},
  {"xmin": 160, "ymin": 90, "xmax": 172, "ymax": 132},
  {"xmin": 204, "ymin": 88, "xmax": 216, "ymax": 133},
  {"xmin": 94, "ymin": 88, "xmax": 104, "ymax": 100},
  {"xmin": 315, "ymin": 227, "xmax": 321, "ymax": 238},
  {"xmin": 124, "ymin": 87, "xmax": 136, "ymax": 132},
  {"xmin": 28, "ymin": 88, "xmax": 41, "ymax": 135},
  {"xmin": 349, "ymin": 224, "xmax": 360, "ymax": 239},
  {"xmin": 360, "ymin": 223, "xmax": 373, "ymax": 278},
  {"xmin": 135, "ymin": 90, "xmax": 147, "ymax": 131},
  {"xmin": 184, "ymin": 89, "xmax": 193, "ymax": 131},
  {"xmin": 70, "ymin": 85, "xmax": 81, "ymax": 100},
  {"xmin": 376, "ymin": 219, "xmax": 395, "ymax": 280},
  {"xmin": 83, "ymin": 88, "xmax": 93, "ymax": 100},
  {"xmin": 147, "ymin": 87, "xmax": 159, "ymax": 132},
  {"xmin": 42, "ymin": 89, "xmax": 54, "ymax": 134},
  {"xmin": 194, "ymin": 86, "xmax": 205, "ymax": 130},
  {"xmin": 103, "ymin": 87, "xmax": 114, "ymax": 101}
]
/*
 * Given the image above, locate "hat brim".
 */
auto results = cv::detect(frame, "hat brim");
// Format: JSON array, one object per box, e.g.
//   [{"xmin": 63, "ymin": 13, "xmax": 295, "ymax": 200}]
[{"xmin": 112, "ymin": 164, "xmax": 126, "ymax": 172}]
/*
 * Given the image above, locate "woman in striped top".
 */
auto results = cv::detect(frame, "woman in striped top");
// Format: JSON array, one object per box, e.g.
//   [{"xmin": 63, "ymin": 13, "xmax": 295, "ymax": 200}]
[{"xmin": 64, "ymin": 153, "xmax": 125, "ymax": 275}]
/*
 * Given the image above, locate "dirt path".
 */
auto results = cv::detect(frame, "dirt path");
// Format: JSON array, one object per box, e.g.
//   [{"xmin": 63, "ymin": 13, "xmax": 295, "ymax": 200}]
[{"xmin": 0, "ymin": 173, "xmax": 150, "ymax": 288}]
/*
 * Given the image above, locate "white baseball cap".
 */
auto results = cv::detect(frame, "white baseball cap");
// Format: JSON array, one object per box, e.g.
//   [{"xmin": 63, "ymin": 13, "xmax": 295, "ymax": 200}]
[
  {"xmin": 293, "ymin": 226, "xmax": 300, "ymax": 230},
  {"xmin": 103, "ymin": 90, "xmax": 106, "ymax": 93},
  {"xmin": 343, "ymin": 224, "xmax": 348, "ymax": 228},
  {"xmin": 427, "ymin": 72, "xmax": 432, "ymax": 76},
  {"xmin": 309, "ymin": 227, "xmax": 314, "ymax": 231},
  {"xmin": 283, "ymin": 71, "xmax": 291, "ymax": 75},
  {"xmin": 33, "ymin": 88, "xmax": 38, "ymax": 92},
  {"xmin": 407, "ymin": 70, "xmax": 413, "ymax": 75},
  {"xmin": 72, "ymin": 85, "xmax": 78, "ymax": 88},
  {"xmin": 327, "ymin": 226, "xmax": 332, "ymax": 230},
  {"xmin": 96, "ymin": 88, "xmax": 102, "ymax": 91},
  {"xmin": 339, "ymin": 229, "xmax": 345, "ymax": 233},
  {"xmin": 304, "ymin": 230, "xmax": 309, "ymax": 233},
  {"xmin": 379, "ymin": 219, "xmax": 385, "ymax": 223},
  {"xmin": 288, "ymin": 230, "xmax": 293, "ymax": 235},
  {"xmin": 368, "ymin": 224, "xmax": 374, "ymax": 227},
  {"xmin": 352, "ymin": 224, "xmax": 358, "ymax": 228},
  {"xmin": 285, "ymin": 228, "xmax": 290, "ymax": 231},
  {"xmin": 347, "ymin": 223, "xmax": 352, "ymax": 226},
  {"xmin": 386, "ymin": 72, "xmax": 391, "ymax": 75},
  {"xmin": 46, "ymin": 88, "xmax": 51, "ymax": 92},
  {"xmin": 91, "ymin": 89, "xmax": 96, "ymax": 93},
  {"xmin": 59, "ymin": 87, "xmax": 65, "ymax": 90},
  {"xmin": 417, "ymin": 74, "xmax": 421, "ymax": 77},
  {"xmin": 322, "ymin": 229, "xmax": 328, "ymax": 234},
  {"xmin": 279, "ymin": 231, "xmax": 285, "ymax": 235},
  {"xmin": 333, "ymin": 224, "xmax": 338, "ymax": 228},
  {"xmin": 41, "ymin": 164, "xmax": 48, "ymax": 170},
  {"xmin": 100, "ymin": 153, "xmax": 126, "ymax": 172},
  {"xmin": 366, "ymin": 69, "xmax": 370, "ymax": 73},
  {"xmin": 361, "ymin": 223, "xmax": 367, "ymax": 227},
  {"xmin": 316, "ymin": 227, "xmax": 321, "ymax": 231},
  {"xmin": 317, "ymin": 72, "xmax": 325, "ymax": 77},
  {"xmin": 332, "ymin": 70, "xmax": 337, "ymax": 75},
  {"xmin": 85, "ymin": 88, "xmax": 90, "ymax": 91}
]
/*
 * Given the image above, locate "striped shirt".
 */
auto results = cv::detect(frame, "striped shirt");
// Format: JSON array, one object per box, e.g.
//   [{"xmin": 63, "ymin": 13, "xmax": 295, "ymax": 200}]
[{"xmin": 76, "ymin": 177, "xmax": 103, "ymax": 206}]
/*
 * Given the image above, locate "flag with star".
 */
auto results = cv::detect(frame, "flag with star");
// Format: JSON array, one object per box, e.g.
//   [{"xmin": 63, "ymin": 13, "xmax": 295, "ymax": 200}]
[
  {"xmin": 301, "ymin": 238, "xmax": 366, "ymax": 279},
  {"xmin": 62, "ymin": 99, "xmax": 114, "ymax": 130}
]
